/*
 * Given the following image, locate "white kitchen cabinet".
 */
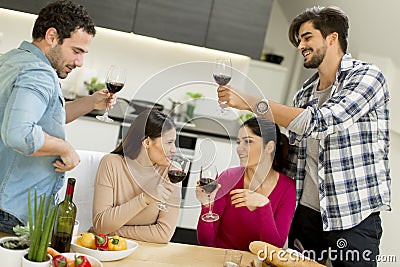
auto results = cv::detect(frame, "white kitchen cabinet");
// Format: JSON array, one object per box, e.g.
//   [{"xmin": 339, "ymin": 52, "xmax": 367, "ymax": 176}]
[
  {"xmin": 246, "ymin": 59, "xmax": 290, "ymax": 104},
  {"xmin": 65, "ymin": 117, "xmax": 120, "ymax": 153},
  {"xmin": 178, "ymin": 135, "xmax": 239, "ymax": 229}
]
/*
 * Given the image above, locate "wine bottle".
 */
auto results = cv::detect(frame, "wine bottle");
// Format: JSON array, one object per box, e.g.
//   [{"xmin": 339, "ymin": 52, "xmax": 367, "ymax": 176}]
[{"xmin": 51, "ymin": 177, "xmax": 77, "ymax": 252}]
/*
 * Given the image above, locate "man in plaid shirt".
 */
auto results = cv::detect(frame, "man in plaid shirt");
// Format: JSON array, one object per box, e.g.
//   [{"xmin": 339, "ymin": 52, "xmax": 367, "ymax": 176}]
[{"xmin": 217, "ymin": 6, "xmax": 390, "ymax": 267}]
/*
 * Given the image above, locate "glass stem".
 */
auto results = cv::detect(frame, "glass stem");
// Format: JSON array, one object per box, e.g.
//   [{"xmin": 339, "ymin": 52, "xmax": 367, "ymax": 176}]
[{"xmin": 208, "ymin": 195, "xmax": 213, "ymax": 214}]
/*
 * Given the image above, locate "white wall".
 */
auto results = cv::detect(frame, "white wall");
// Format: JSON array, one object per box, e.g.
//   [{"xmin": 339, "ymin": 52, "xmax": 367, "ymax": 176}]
[
  {"xmin": 380, "ymin": 130, "xmax": 400, "ymax": 265},
  {"xmin": 264, "ymin": 1, "xmax": 400, "ymax": 265}
]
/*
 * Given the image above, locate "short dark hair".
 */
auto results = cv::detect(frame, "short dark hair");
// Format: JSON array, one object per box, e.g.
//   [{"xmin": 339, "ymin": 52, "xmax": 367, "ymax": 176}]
[
  {"xmin": 288, "ymin": 6, "xmax": 349, "ymax": 53},
  {"xmin": 112, "ymin": 109, "xmax": 175, "ymax": 159},
  {"xmin": 241, "ymin": 117, "xmax": 289, "ymax": 172},
  {"xmin": 32, "ymin": 0, "xmax": 96, "ymax": 44}
]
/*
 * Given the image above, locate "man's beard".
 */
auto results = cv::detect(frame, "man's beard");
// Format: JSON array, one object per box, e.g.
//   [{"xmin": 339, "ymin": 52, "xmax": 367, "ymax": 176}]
[
  {"xmin": 48, "ymin": 44, "xmax": 68, "ymax": 79},
  {"xmin": 304, "ymin": 45, "xmax": 326, "ymax": 69}
]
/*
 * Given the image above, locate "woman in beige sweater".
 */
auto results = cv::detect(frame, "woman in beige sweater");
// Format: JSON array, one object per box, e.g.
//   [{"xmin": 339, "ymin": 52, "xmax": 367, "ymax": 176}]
[{"xmin": 92, "ymin": 109, "xmax": 180, "ymax": 243}]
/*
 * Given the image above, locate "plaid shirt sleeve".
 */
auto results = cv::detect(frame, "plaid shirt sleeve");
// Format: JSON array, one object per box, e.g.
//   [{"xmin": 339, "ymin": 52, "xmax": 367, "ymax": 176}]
[{"xmin": 297, "ymin": 62, "xmax": 388, "ymax": 141}]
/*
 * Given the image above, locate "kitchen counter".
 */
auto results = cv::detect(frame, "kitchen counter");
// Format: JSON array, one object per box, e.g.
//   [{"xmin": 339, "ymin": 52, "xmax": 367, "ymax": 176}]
[{"xmin": 84, "ymin": 98, "xmax": 240, "ymax": 140}]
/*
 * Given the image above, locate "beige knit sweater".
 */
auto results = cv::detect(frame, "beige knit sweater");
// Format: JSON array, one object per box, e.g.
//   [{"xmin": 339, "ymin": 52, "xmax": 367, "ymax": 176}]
[{"xmin": 92, "ymin": 154, "xmax": 181, "ymax": 244}]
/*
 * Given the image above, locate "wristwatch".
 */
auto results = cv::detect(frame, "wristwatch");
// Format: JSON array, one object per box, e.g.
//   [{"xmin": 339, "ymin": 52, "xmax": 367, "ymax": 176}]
[{"xmin": 255, "ymin": 98, "xmax": 269, "ymax": 114}]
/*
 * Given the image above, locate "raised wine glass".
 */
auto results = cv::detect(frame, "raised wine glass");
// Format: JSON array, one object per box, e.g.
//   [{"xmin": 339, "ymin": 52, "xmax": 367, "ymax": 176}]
[
  {"xmin": 157, "ymin": 154, "xmax": 190, "ymax": 212},
  {"xmin": 96, "ymin": 65, "xmax": 127, "ymax": 123},
  {"xmin": 213, "ymin": 58, "xmax": 232, "ymax": 115},
  {"xmin": 200, "ymin": 165, "xmax": 220, "ymax": 222}
]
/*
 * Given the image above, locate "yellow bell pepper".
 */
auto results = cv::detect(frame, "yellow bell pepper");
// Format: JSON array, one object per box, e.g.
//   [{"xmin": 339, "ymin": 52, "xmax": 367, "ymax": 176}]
[
  {"xmin": 108, "ymin": 235, "xmax": 127, "ymax": 251},
  {"xmin": 77, "ymin": 232, "xmax": 97, "ymax": 249}
]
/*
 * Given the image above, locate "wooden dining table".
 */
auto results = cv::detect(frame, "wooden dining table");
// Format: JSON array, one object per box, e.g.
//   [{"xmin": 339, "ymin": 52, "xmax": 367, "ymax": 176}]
[
  {"xmin": 0, "ymin": 231, "xmax": 257, "ymax": 267},
  {"xmin": 105, "ymin": 240, "xmax": 257, "ymax": 267}
]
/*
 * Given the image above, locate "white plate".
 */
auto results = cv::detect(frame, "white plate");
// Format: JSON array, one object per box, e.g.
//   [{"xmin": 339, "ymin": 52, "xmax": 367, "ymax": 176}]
[
  {"xmin": 70, "ymin": 236, "xmax": 139, "ymax": 262},
  {"xmin": 62, "ymin": 252, "xmax": 103, "ymax": 267}
]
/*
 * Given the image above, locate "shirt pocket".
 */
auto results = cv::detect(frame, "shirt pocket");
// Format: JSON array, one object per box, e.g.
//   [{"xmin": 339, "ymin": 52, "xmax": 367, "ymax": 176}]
[{"xmin": 52, "ymin": 94, "xmax": 66, "ymax": 126}]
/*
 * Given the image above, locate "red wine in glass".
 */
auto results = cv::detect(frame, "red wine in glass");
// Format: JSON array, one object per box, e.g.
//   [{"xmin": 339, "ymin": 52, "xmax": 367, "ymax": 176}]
[
  {"xmin": 96, "ymin": 65, "xmax": 127, "ymax": 123},
  {"xmin": 213, "ymin": 58, "xmax": 232, "ymax": 114},
  {"xmin": 200, "ymin": 165, "xmax": 220, "ymax": 222},
  {"xmin": 106, "ymin": 82, "xmax": 124, "ymax": 94},
  {"xmin": 199, "ymin": 177, "xmax": 218, "ymax": 194},
  {"xmin": 157, "ymin": 155, "xmax": 190, "ymax": 212},
  {"xmin": 213, "ymin": 74, "xmax": 231, "ymax": 86},
  {"xmin": 168, "ymin": 170, "xmax": 187, "ymax": 184}
]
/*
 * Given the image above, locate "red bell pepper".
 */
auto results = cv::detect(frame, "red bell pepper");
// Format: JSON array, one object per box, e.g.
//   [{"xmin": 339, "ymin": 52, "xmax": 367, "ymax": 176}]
[
  {"xmin": 94, "ymin": 234, "xmax": 109, "ymax": 250},
  {"xmin": 52, "ymin": 255, "xmax": 67, "ymax": 267},
  {"xmin": 75, "ymin": 255, "xmax": 92, "ymax": 267}
]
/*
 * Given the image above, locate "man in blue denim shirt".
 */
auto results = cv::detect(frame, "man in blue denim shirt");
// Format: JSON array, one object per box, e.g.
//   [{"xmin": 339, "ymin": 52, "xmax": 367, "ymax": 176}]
[
  {"xmin": 0, "ymin": 0, "xmax": 115, "ymax": 233},
  {"xmin": 218, "ymin": 6, "xmax": 390, "ymax": 267}
]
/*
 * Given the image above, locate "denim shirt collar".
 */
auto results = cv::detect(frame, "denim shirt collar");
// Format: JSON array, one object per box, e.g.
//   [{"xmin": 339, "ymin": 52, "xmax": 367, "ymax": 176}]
[{"xmin": 18, "ymin": 41, "xmax": 52, "ymax": 67}]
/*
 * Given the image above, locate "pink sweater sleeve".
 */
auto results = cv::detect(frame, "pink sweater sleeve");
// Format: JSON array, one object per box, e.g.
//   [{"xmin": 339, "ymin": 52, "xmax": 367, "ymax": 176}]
[
  {"xmin": 196, "ymin": 168, "xmax": 242, "ymax": 247},
  {"xmin": 196, "ymin": 189, "xmax": 227, "ymax": 246},
  {"xmin": 257, "ymin": 175, "xmax": 296, "ymax": 247}
]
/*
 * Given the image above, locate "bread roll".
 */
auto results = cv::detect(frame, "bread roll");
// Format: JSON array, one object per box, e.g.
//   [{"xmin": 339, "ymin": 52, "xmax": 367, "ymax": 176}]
[{"xmin": 249, "ymin": 241, "xmax": 326, "ymax": 267}]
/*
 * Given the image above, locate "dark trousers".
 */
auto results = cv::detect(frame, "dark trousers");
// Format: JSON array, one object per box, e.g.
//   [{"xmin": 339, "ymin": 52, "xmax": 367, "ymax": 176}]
[
  {"xmin": 0, "ymin": 210, "xmax": 24, "ymax": 234},
  {"xmin": 288, "ymin": 204, "xmax": 382, "ymax": 267}
]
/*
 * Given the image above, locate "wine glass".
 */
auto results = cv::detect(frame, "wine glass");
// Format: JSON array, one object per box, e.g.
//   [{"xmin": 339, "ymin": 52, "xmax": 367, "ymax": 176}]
[
  {"xmin": 199, "ymin": 165, "xmax": 220, "ymax": 222},
  {"xmin": 157, "ymin": 155, "xmax": 190, "ymax": 212},
  {"xmin": 96, "ymin": 65, "xmax": 127, "ymax": 123},
  {"xmin": 213, "ymin": 58, "xmax": 232, "ymax": 114}
]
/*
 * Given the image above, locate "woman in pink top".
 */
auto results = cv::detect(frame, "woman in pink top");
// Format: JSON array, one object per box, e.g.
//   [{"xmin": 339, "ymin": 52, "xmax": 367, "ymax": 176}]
[{"xmin": 196, "ymin": 117, "xmax": 296, "ymax": 250}]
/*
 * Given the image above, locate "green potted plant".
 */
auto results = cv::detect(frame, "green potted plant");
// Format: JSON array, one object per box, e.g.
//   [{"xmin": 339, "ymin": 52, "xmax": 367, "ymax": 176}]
[
  {"xmin": 0, "ymin": 225, "xmax": 30, "ymax": 266},
  {"xmin": 84, "ymin": 77, "xmax": 105, "ymax": 95},
  {"xmin": 238, "ymin": 112, "xmax": 254, "ymax": 124},
  {"xmin": 185, "ymin": 92, "xmax": 203, "ymax": 119},
  {"xmin": 1, "ymin": 225, "xmax": 30, "ymax": 249},
  {"xmin": 22, "ymin": 190, "xmax": 57, "ymax": 267}
]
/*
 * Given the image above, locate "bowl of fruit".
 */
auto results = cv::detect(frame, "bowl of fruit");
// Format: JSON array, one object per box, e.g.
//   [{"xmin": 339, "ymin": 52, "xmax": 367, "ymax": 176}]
[
  {"xmin": 48, "ymin": 247, "xmax": 103, "ymax": 267},
  {"xmin": 70, "ymin": 233, "xmax": 138, "ymax": 262}
]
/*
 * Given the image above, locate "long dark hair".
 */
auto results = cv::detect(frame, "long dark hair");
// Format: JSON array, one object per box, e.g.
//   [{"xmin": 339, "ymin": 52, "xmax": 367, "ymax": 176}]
[
  {"xmin": 112, "ymin": 109, "xmax": 175, "ymax": 159},
  {"xmin": 288, "ymin": 6, "xmax": 349, "ymax": 53},
  {"xmin": 241, "ymin": 117, "xmax": 289, "ymax": 172}
]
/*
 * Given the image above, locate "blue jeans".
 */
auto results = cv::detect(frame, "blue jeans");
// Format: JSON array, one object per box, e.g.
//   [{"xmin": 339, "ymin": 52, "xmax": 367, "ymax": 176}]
[{"xmin": 0, "ymin": 210, "xmax": 24, "ymax": 234}]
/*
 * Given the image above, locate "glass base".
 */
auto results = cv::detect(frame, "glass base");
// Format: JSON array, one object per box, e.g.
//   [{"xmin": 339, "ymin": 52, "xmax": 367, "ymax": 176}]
[
  {"xmin": 201, "ymin": 212, "xmax": 219, "ymax": 222},
  {"xmin": 96, "ymin": 113, "xmax": 114, "ymax": 123},
  {"xmin": 215, "ymin": 101, "xmax": 230, "ymax": 116},
  {"xmin": 156, "ymin": 202, "xmax": 169, "ymax": 212}
]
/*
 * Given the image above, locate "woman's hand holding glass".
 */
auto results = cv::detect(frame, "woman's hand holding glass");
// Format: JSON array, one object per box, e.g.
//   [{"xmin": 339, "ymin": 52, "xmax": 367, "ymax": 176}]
[
  {"xmin": 156, "ymin": 155, "xmax": 189, "ymax": 212},
  {"xmin": 143, "ymin": 178, "xmax": 174, "ymax": 205},
  {"xmin": 196, "ymin": 181, "xmax": 221, "ymax": 206},
  {"xmin": 196, "ymin": 165, "xmax": 221, "ymax": 222}
]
